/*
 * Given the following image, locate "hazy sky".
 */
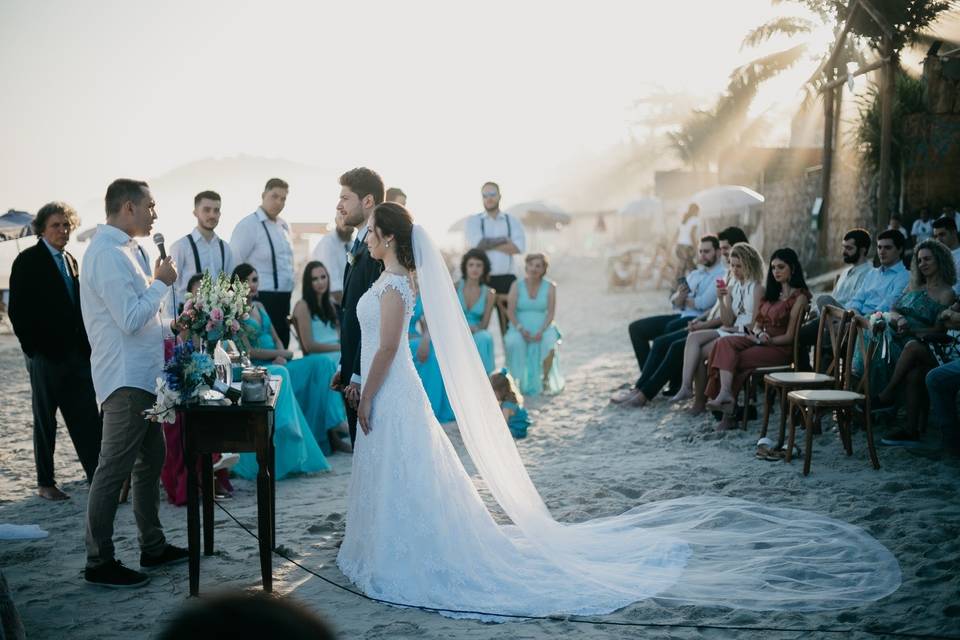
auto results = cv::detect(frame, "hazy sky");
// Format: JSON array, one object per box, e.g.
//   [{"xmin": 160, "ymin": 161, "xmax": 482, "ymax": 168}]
[{"xmin": 2, "ymin": 0, "xmax": 814, "ymax": 239}]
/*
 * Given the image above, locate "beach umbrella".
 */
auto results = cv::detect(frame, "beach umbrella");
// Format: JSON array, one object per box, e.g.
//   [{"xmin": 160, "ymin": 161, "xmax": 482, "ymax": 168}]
[
  {"xmin": 685, "ymin": 185, "xmax": 764, "ymax": 218},
  {"xmin": 448, "ymin": 215, "xmax": 471, "ymax": 233},
  {"xmin": 504, "ymin": 200, "xmax": 572, "ymax": 230},
  {"xmin": 618, "ymin": 197, "xmax": 663, "ymax": 218},
  {"xmin": 0, "ymin": 210, "xmax": 34, "ymax": 240}
]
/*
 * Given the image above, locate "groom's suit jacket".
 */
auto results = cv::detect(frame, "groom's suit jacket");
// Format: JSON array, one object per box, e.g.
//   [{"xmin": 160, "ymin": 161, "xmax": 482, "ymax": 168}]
[{"xmin": 339, "ymin": 237, "xmax": 383, "ymax": 387}]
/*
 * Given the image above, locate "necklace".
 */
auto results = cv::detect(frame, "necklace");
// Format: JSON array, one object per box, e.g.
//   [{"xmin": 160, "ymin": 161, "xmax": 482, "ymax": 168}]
[{"xmin": 384, "ymin": 268, "xmax": 408, "ymax": 276}]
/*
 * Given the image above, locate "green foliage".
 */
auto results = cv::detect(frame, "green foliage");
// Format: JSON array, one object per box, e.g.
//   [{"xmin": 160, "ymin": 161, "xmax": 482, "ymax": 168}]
[
  {"xmin": 741, "ymin": 16, "xmax": 816, "ymax": 49},
  {"xmin": 855, "ymin": 72, "xmax": 926, "ymax": 173}
]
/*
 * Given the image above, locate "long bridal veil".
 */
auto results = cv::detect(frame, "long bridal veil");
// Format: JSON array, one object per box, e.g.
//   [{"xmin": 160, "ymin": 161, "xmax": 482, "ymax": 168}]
[{"xmin": 411, "ymin": 224, "xmax": 900, "ymax": 613}]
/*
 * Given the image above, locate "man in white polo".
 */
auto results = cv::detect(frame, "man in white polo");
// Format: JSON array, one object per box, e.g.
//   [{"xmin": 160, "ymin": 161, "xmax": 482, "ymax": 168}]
[
  {"xmin": 464, "ymin": 181, "xmax": 526, "ymax": 335},
  {"xmin": 230, "ymin": 178, "xmax": 295, "ymax": 347}
]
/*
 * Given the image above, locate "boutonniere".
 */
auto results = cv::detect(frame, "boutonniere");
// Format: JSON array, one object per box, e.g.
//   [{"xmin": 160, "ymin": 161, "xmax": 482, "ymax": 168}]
[{"xmin": 346, "ymin": 252, "xmax": 356, "ymax": 266}]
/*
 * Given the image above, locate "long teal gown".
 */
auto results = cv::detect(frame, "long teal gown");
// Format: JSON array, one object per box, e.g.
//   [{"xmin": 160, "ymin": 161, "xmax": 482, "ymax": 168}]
[
  {"xmin": 854, "ymin": 289, "xmax": 949, "ymax": 393},
  {"xmin": 233, "ymin": 306, "xmax": 330, "ymax": 479},
  {"xmin": 295, "ymin": 316, "xmax": 347, "ymax": 454},
  {"xmin": 409, "ymin": 295, "xmax": 455, "ymax": 423},
  {"xmin": 504, "ymin": 278, "xmax": 565, "ymax": 396},
  {"xmin": 457, "ymin": 281, "xmax": 496, "ymax": 373}
]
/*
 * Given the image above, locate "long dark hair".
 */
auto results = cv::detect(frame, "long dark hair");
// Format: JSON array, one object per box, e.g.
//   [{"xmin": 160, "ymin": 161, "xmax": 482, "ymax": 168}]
[
  {"xmin": 372, "ymin": 202, "xmax": 415, "ymax": 270},
  {"xmin": 301, "ymin": 261, "xmax": 337, "ymax": 326},
  {"xmin": 764, "ymin": 248, "xmax": 807, "ymax": 302},
  {"xmin": 232, "ymin": 263, "xmax": 256, "ymax": 283}
]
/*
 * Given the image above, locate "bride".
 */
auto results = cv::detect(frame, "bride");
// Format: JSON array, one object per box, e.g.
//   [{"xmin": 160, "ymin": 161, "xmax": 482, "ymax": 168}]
[{"xmin": 336, "ymin": 202, "xmax": 900, "ymax": 620}]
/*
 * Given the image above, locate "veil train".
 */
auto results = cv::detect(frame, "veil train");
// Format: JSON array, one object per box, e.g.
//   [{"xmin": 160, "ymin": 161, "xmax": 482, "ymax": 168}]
[{"xmin": 411, "ymin": 224, "xmax": 900, "ymax": 612}]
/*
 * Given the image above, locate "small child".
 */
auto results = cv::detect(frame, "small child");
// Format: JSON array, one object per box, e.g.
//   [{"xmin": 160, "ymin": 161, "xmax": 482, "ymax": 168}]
[{"xmin": 490, "ymin": 368, "xmax": 530, "ymax": 439}]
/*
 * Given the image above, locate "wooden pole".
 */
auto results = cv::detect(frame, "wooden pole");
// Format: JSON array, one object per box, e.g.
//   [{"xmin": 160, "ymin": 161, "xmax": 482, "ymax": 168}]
[
  {"xmin": 821, "ymin": 84, "xmax": 835, "ymax": 257},
  {"xmin": 877, "ymin": 39, "xmax": 894, "ymax": 228}
]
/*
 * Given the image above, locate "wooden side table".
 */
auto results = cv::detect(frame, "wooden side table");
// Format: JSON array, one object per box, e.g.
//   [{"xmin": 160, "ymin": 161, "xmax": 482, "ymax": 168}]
[{"xmin": 182, "ymin": 377, "xmax": 280, "ymax": 596}]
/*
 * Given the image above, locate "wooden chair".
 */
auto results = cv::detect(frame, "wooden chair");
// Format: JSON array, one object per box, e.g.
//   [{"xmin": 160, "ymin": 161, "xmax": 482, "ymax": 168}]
[
  {"xmin": 760, "ymin": 305, "xmax": 853, "ymax": 446},
  {"xmin": 785, "ymin": 315, "xmax": 881, "ymax": 475},
  {"xmin": 739, "ymin": 301, "xmax": 810, "ymax": 430}
]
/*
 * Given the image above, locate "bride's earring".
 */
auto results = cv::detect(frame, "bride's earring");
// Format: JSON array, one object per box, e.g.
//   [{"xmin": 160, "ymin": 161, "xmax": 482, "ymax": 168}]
[{"xmin": 385, "ymin": 241, "xmax": 391, "ymax": 248}]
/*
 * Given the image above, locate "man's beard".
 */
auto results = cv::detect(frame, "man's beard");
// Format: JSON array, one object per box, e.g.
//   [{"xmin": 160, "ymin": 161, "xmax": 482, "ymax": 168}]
[
  {"xmin": 484, "ymin": 202, "xmax": 500, "ymax": 213},
  {"xmin": 842, "ymin": 252, "xmax": 859, "ymax": 264},
  {"xmin": 336, "ymin": 227, "xmax": 354, "ymax": 241}
]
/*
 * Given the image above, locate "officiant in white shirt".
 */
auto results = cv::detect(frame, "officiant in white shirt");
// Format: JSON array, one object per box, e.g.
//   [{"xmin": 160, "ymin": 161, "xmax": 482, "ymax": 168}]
[
  {"xmin": 230, "ymin": 178, "xmax": 295, "ymax": 347},
  {"xmin": 166, "ymin": 190, "xmax": 234, "ymax": 315},
  {"xmin": 80, "ymin": 179, "xmax": 189, "ymax": 589}
]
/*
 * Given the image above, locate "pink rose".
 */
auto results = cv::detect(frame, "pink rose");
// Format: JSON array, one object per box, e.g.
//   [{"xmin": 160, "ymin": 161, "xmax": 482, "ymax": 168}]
[
  {"xmin": 184, "ymin": 300, "xmax": 193, "ymax": 311},
  {"xmin": 211, "ymin": 308, "xmax": 224, "ymax": 322},
  {"xmin": 231, "ymin": 319, "xmax": 240, "ymax": 332},
  {"xmin": 206, "ymin": 320, "xmax": 215, "ymax": 332}
]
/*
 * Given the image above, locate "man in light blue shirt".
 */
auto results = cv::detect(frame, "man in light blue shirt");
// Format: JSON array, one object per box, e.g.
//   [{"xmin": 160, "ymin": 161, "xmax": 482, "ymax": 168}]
[
  {"xmin": 615, "ymin": 235, "xmax": 724, "ymax": 405},
  {"xmin": 846, "ymin": 230, "xmax": 911, "ymax": 317}
]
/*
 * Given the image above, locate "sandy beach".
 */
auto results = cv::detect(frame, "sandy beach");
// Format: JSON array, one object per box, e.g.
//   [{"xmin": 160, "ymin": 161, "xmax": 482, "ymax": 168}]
[{"xmin": 2, "ymin": 255, "xmax": 959, "ymax": 640}]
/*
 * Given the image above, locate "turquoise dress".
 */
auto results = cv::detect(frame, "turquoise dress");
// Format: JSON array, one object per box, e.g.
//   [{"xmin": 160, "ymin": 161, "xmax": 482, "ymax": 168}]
[
  {"xmin": 501, "ymin": 401, "xmax": 530, "ymax": 439},
  {"xmin": 409, "ymin": 295, "xmax": 455, "ymax": 423},
  {"xmin": 295, "ymin": 316, "xmax": 347, "ymax": 453},
  {"xmin": 233, "ymin": 307, "xmax": 330, "ymax": 478},
  {"xmin": 457, "ymin": 281, "xmax": 495, "ymax": 373},
  {"xmin": 854, "ymin": 289, "xmax": 949, "ymax": 393},
  {"xmin": 504, "ymin": 279, "xmax": 564, "ymax": 396}
]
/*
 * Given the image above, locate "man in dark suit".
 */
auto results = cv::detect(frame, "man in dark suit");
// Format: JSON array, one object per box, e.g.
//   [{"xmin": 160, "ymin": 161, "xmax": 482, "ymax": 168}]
[
  {"xmin": 9, "ymin": 202, "xmax": 102, "ymax": 501},
  {"xmin": 331, "ymin": 168, "xmax": 385, "ymax": 444}
]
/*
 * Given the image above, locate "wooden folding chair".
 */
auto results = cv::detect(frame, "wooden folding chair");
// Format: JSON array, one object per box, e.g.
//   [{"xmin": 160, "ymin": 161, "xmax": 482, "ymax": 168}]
[
  {"xmin": 740, "ymin": 301, "xmax": 810, "ymax": 430},
  {"xmin": 760, "ymin": 305, "xmax": 853, "ymax": 446},
  {"xmin": 785, "ymin": 315, "xmax": 881, "ymax": 475}
]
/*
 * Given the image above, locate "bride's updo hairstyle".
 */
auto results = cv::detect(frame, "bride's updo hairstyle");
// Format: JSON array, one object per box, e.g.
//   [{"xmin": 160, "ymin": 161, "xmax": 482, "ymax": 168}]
[{"xmin": 372, "ymin": 202, "xmax": 416, "ymax": 271}]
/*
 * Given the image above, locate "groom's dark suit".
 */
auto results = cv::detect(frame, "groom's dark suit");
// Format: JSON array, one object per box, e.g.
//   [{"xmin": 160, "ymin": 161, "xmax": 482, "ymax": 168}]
[{"xmin": 340, "ymin": 231, "xmax": 382, "ymax": 444}]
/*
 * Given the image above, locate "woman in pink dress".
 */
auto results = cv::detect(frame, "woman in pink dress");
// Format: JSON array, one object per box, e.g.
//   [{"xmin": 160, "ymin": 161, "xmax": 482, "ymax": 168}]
[{"xmin": 705, "ymin": 248, "xmax": 810, "ymax": 430}]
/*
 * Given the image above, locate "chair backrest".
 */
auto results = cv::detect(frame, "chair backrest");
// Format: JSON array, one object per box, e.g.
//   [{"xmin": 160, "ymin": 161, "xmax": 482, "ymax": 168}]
[
  {"xmin": 288, "ymin": 314, "xmax": 303, "ymax": 350},
  {"xmin": 843, "ymin": 315, "xmax": 877, "ymax": 411},
  {"xmin": 788, "ymin": 301, "xmax": 811, "ymax": 370},
  {"xmin": 814, "ymin": 304, "xmax": 854, "ymax": 378}
]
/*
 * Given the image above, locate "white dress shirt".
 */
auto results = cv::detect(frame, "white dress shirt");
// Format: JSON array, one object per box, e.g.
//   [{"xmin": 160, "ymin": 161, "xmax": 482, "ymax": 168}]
[
  {"xmin": 167, "ymin": 228, "xmax": 235, "ymax": 313},
  {"xmin": 464, "ymin": 211, "xmax": 527, "ymax": 276},
  {"xmin": 311, "ymin": 228, "xmax": 354, "ymax": 294},
  {"xmin": 80, "ymin": 224, "xmax": 168, "ymax": 405},
  {"xmin": 229, "ymin": 208, "xmax": 294, "ymax": 292},
  {"xmin": 911, "ymin": 219, "xmax": 933, "ymax": 243}
]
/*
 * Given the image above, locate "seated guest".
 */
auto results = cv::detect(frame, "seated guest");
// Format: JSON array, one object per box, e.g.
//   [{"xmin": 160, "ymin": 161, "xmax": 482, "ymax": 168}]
[
  {"xmin": 887, "ymin": 215, "xmax": 909, "ymax": 242},
  {"xmin": 911, "ymin": 208, "xmax": 933, "ymax": 244},
  {"xmin": 8, "ymin": 201, "xmax": 101, "ymax": 501},
  {"xmin": 409, "ymin": 286, "xmax": 455, "ymax": 422},
  {"xmin": 845, "ymin": 229, "xmax": 911, "ymax": 316},
  {"xmin": 160, "ymin": 274, "xmax": 235, "ymax": 505},
  {"xmin": 857, "ymin": 240, "xmax": 956, "ymax": 446},
  {"xmin": 613, "ymin": 233, "xmax": 729, "ymax": 406},
  {"xmin": 705, "ymin": 248, "xmax": 810, "ymax": 430},
  {"xmin": 491, "ymin": 368, "xmax": 530, "ymax": 439},
  {"xmin": 504, "ymin": 253, "xmax": 564, "ymax": 396},
  {"xmin": 231, "ymin": 264, "xmax": 330, "ymax": 480},
  {"xmin": 291, "ymin": 261, "xmax": 350, "ymax": 453},
  {"xmin": 797, "ymin": 228, "xmax": 874, "ymax": 370},
  {"xmin": 927, "ymin": 303, "xmax": 960, "ymax": 456},
  {"xmin": 932, "ymin": 215, "xmax": 960, "ymax": 295},
  {"xmin": 672, "ymin": 242, "xmax": 765, "ymax": 412},
  {"xmin": 457, "ymin": 248, "xmax": 497, "ymax": 373}
]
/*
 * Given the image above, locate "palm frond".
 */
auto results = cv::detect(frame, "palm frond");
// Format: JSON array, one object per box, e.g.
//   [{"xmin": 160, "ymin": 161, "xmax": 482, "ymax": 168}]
[{"xmin": 741, "ymin": 16, "xmax": 816, "ymax": 50}]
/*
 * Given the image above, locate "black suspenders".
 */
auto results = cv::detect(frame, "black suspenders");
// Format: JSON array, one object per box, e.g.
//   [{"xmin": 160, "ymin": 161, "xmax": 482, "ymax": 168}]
[
  {"xmin": 480, "ymin": 213, "xmax": 511, "ymax": 239},
  {"xmin": 260, "ymin": 221, "xmax": 279, "ymax": 289},
  {"xmin": 185, "ymin": 234, "xmax": 225, "ymax": 273}
]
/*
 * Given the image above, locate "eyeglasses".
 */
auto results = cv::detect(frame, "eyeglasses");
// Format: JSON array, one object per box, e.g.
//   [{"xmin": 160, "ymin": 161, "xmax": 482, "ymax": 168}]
[{"xmin": 482, "ymin": 191, "xmax": 499, "ymax": 198}]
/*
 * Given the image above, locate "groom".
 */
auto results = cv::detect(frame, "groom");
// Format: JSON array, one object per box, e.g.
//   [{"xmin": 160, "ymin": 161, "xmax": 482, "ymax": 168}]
[{"xmin": 332, "ymin": 167, "xmax": 385, "ymax": 444}]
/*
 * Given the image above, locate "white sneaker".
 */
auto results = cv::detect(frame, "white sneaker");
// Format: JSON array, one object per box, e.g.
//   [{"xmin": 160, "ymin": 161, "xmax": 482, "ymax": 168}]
[{"xmin": 212, "ymin": 452, "xmax": 240, "ymax": 472}]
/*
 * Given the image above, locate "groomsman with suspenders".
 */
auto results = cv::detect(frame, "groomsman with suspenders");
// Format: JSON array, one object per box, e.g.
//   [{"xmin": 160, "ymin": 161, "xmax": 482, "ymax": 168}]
[
  {"xmin": 230, "ymin": 178, "xmax": 295, "ymax": 347},
  {"xmin": 167, "ymin": 191, "xmax": 234, "ymax": 315},
  {"xmin": 465, "ymin": 181, "xmax": 526, "ymax": 336}
]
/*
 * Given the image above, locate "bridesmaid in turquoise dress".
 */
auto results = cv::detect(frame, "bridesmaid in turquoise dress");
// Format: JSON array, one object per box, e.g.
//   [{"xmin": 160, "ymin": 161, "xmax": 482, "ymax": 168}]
[
  {"xmin": 504, "ymin": 253, "xmax": 565, "ymax": 396},
  {"xmin": 457, "ymin": 249, "xmax": 497, "ymax": 373},
  {"xmin": 291, "ymin": 261, "xmax": 351, "ymax": 454},
  {"xmin": 409, "ymin": 287, "xmax": 456, "ymax": 423},
  {"xmin": 231, "ymin": 264, "xmax": 330, "ymax": 480}
]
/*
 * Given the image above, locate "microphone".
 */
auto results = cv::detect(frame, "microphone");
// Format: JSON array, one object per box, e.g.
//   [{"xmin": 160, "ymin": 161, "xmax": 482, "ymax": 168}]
[{"xmin": 153, "ymin": 233, "xmax": 166, "ymax": 259}]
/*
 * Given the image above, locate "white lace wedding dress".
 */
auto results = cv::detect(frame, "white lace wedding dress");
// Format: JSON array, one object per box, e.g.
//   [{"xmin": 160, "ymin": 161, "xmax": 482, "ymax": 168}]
[{"xmin": 336, "ymin": 229, "xmax": 901, "ymax": 621}]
